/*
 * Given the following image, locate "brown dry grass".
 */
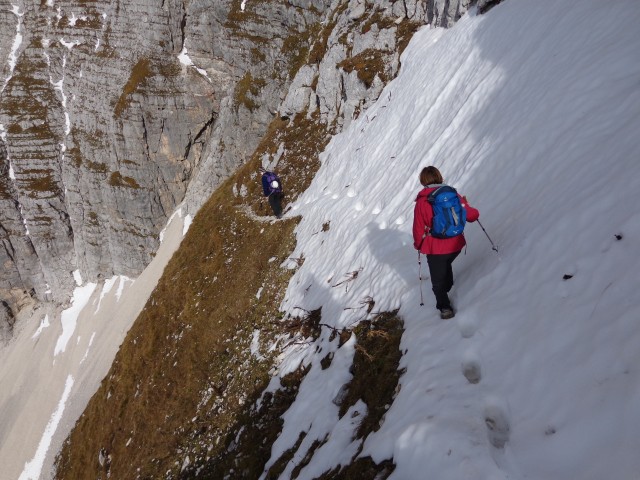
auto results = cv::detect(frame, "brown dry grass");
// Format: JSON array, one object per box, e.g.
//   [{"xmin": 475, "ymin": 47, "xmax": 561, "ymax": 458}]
[
  {"xmin": 187, "ymin": 365, "xmax": 311, "ymax": 479},
  {"xmin": 233, "ymin": 72, "xmax": 267, "ymax": 112},
  {"xmin": 338, "ymin": 312, "xmax": 404, "ymax": 439},
  {"xmin": 108, "ymin": 171, "xmax": 141, "ymax": 189},
  {"xmin": 55, "ymin": 104, "xmax": 334, "ymax": 479},
  {"xmin": 338, "ymin": 48, "xmax": 389, "ymax": 88},
  {"xmin": 113, "ymin": 58, "xmax": 151, "ymax": 117},
  {"xmin": 55, "ymin": 171, "xmax": 300, "ymax": 479},
  {"xmin": 234, "ymin": 110, "xmax": 331, "ymax": 214},
  {"xmin": 23, "ymin": 171, "xmax": 61, "ymax": 198}
]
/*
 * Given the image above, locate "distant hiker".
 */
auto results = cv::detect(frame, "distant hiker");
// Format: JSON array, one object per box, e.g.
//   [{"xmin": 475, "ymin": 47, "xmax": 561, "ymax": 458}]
[
  {"xmin": 413, "ymin": 166, "xmax": 479, "ymax": 319},
  {"xmin": 260, "ymin": 168, "xmax": 284, "ymax": 218}
]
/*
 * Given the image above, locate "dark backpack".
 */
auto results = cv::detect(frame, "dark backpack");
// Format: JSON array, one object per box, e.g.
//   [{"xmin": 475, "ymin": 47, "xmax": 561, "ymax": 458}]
[{"xmin": 427, "ymin": 185, "xmax": 466, "ymax": 238}]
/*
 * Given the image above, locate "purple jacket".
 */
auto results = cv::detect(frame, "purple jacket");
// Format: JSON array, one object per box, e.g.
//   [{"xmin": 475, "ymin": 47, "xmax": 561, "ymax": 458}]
[{"xmin": 261, "ymin": 171, "xmax": 282, "ymax": 196}]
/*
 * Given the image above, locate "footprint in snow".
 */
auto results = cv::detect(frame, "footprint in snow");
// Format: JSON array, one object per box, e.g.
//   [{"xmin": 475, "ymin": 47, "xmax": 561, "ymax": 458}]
[
  {"xmin": 461, "ymin": 359, "xmax": 482, "ymax": 385},
  {"xmin": 457, "ymin": 313, "xmax": 478, "ymax": 339},
  {"xmin": 484, "ymin": 403, "xmax": 511, "ymax": 449},
  {"xmin": 461, "ymin": 348, "xmax": 481, "ymax": 384}
]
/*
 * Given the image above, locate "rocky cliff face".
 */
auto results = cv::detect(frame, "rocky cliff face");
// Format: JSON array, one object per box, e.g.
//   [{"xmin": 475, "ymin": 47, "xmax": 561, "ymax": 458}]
[
  {"xmin": 0, "ymin": 0, "xmax": 217, "ymax": 330},
  {"xmin": 0, "ymin": 0, "xmax": 472, "ymax": 339}
]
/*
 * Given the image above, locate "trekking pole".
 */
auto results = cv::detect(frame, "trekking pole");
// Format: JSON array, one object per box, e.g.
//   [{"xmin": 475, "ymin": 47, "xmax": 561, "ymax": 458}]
[
  {"xmin": 477, "ymin": 219, "xmax": 499, "ymax": 253},
  {"xmin": 418, "ymin": 252, "xmax": 425, "ymax": 306}
]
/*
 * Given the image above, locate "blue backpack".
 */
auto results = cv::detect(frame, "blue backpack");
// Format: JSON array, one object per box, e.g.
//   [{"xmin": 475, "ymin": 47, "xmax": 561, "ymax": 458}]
[{"xmin": 427, "ymin": 185, "xmax": 466, "ymax": 238}]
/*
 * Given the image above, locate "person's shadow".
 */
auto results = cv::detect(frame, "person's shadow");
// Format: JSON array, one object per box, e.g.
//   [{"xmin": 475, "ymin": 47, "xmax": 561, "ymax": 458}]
[{"xmin": 364, "ymin": 222, "xmax": 424, "ymax": 294}]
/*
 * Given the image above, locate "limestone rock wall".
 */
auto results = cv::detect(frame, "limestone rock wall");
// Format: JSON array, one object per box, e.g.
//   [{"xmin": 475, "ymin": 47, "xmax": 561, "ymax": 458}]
[
  {"xmin": 0, "ymin": 0, "xmax": 473, "ymax": 337},
  {"xmin": 0, "ymin": 0, "xmax": 220, "ymax": 320}
]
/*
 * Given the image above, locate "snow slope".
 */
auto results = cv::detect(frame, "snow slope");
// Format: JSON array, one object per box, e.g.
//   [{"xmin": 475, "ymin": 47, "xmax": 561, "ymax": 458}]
[{"xmin": 267, "ymin": 1, "xmax": 640, "ymax": 478}]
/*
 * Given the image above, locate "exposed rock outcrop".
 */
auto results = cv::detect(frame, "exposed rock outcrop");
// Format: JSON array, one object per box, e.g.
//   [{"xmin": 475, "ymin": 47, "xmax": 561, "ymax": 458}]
[{"xmin": 0, "ymin": 300, "xmax": 15, "ymax": 341}]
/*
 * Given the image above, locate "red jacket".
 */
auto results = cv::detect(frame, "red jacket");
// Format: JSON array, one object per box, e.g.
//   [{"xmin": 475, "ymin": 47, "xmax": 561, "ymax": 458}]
[{"xmin": 413, "ymin": 185, "xmax": 480, "ymax": 255}]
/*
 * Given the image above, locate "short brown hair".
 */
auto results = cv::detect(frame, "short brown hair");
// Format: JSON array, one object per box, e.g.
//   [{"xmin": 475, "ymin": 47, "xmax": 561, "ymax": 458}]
[{"xmin": 419, "ymin": 166, "xmax": 443, "ymax": 186}]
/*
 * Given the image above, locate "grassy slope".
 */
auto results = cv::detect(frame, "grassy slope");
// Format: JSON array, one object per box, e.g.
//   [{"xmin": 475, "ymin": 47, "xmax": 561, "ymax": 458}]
[{"xmin": 54, "ymin": 112, "xmax": 330, "ymax": 479}]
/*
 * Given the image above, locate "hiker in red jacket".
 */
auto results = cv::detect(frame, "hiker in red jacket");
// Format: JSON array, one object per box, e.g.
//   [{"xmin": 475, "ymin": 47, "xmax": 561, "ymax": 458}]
[{"xmin": 413, "ymin": 166, "xmax": 479, "ymax": 319}]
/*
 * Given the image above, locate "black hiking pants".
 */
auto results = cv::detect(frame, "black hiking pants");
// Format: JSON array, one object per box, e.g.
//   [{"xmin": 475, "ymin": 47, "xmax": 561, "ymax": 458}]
[
  {"xmin": 268, "ymin": 192, "xmax": 284, "ymax": 218},
  {"xmin": 426, "ymin": 251, "xmax": 460, "ymax": 311}
]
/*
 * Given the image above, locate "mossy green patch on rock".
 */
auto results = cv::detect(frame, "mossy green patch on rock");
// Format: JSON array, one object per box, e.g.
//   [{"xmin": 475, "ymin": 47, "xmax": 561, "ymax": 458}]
[
  {"xmin": 65, "ymin": 145, "xmax": 83, "ymax": 168},
  {"xmin": 87, "ymin": 211, "xmax": 99, "ymax": 226},
  {"xmin": 309, "ymin": 2, "xmax": 349, "ymax": 64},
  {"xmin": 74, "ymin": 11, "xmax": 104, "ymax": 31},
  {"xmin": 251, "ymin": 46, "xmax": 267, "ymax": 63},
  {"xmin": 155, "ymin": 60, "xmax": 183, "ymax": 79},
  {"xmin": 361, "ymin": 10, "xmax": 397, "ymax": 34},
  {"xmin": 224, "ymin": 0, "xmax": 269, "ymax": 31},
  {"xmin": 1, "ymin": 45, "xmax": 61, "ymax": 143},
  {"xmin": 94, "ymin": 24, "xmax": 118, "ymax": 59},
  {"xmin": 6, "ymin": 123, "xmax": 23, "ymax": 135},
  {"xmin": 281, "ymin": 25, "xmax": 320, "ymax": 79},
  {"xmin": 396, "ymin": 19, "xmax": 423, "ymax": 56}
]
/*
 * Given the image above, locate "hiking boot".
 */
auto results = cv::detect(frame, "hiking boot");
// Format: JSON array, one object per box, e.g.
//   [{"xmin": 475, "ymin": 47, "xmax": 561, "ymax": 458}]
[{"xmin": 440, "ymin": 308, "xmax": 455, "ymax": 320}]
